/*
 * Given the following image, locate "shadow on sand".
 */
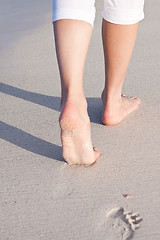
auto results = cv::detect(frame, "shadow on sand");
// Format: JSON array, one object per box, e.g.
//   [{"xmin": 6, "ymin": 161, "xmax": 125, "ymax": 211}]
[
  {"xmin": 0, "ymin": 120, "xmax": 64, "ymax": 162},
  {"xmin": 0, "ymin": 82, "xmax": 102, "ymax": 161},
  {"xmin": 0, "ymin": 82, "xmax": 102, "ymax": 124}
]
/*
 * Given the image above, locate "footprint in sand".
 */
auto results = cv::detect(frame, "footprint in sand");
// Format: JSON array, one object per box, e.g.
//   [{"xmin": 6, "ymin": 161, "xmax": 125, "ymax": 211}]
[{"xmin": 106, "ymin": 207, "xmax": 143, "ymax": 240}]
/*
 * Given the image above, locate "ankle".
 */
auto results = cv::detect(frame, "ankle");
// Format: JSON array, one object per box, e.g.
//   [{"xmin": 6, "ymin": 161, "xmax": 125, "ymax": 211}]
[
  {"xmin": 61, "ymin": 90, "xmax": 87, "ymax": 108},
  {"xmin": 59, "ymin": 97, "xmax": 89, "ymax": 125},
  {"xmin": 102, "ymin": 89, "xmax": 121, "ymax": 108}
]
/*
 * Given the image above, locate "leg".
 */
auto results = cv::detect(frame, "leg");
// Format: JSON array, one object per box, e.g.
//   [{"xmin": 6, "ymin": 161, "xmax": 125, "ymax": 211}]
[
  {"xmin": 101, "ymin": 21, "xmax": 140, "ymax": 125},
  {"xmin": 101, "ymin": 0, "xmax": 145, "ymax": 125},
  {"xmin": 53, "ymin": 20, "xmax": 100, "ymax": 165}
]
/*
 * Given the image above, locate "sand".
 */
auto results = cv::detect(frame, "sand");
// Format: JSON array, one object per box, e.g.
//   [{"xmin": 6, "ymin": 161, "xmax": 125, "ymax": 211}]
[{"xmin": 0, "ymin": 0, "xmax": 160, "ymax": 239}]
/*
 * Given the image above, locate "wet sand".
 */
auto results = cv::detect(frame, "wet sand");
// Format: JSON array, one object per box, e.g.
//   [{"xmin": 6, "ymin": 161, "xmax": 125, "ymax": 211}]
[{"xmin": 0, "ymin": 0, "xmax": 160, "ymax": 239}]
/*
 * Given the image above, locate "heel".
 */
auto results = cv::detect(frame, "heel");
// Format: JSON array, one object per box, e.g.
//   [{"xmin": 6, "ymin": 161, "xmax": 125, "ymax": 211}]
[{"xmin": 59, "ymin": 118, "xmax": 79, "ymax": 137}]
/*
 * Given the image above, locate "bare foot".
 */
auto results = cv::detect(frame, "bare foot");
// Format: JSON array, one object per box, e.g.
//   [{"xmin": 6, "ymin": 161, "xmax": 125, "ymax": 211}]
[
  {"xmin": 101, "ymin": 91, "xmax": 141, "ymax": 126},
  {"xmin": 59, "ymin": 100, "xmax": 100, "ymax": 165}
]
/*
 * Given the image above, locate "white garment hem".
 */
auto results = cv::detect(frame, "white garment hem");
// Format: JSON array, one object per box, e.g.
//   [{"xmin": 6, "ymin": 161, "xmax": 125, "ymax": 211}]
[
  {"xmin": 102, "ymin": 6, "xmax": 144, "ymax": 25},
  {"xmin": 52, "ymin": 8, "xmax": 95, "ymax": 27}
]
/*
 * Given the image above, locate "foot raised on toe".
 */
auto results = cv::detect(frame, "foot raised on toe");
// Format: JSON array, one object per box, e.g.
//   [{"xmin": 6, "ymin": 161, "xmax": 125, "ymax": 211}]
[
  {"xmin": 59, "ymin": 100, "xmax": 100, "ymax": 165},
  {"xmin": 101, "ymin": 91, "xmax": 141, "ymax": 126}
]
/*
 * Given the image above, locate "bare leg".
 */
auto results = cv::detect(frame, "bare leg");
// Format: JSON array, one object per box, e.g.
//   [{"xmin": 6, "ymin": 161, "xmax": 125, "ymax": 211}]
[
  {"xmin": 53, "ymin": 20, "xmax": 100, "ymax": 165},
  {"xmin": 101, "ymin": 20, "xmax": 141, "ymax": 126}
]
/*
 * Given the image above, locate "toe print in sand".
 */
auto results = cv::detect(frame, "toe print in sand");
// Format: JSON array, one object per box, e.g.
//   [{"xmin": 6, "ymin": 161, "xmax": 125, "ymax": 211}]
[{"xmin": 106, "ymin": 207, "xmax": 143, "ymax": 240}]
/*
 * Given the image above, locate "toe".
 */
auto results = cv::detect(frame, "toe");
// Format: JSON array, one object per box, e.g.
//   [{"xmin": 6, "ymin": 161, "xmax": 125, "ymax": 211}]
[
  {"xmin": 84, "ymin": 148, "xmax": 100, "ymax": 167},
  {"xmin": 93, "ymin": 147, "xmax": 101, "ymax": 160},
  {"xmin": 130, "ymin": 96, "xmax": 141, "ymax": 103},
  {"xmin": 136, "ymin": 97, "xmax": 141, "ymax": 103}
]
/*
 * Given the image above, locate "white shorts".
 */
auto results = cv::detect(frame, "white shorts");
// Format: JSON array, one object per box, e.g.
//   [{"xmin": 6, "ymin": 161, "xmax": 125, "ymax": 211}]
[{"xmin": 52, "ymin": 0, "xmax": 145, "ymax": 27}]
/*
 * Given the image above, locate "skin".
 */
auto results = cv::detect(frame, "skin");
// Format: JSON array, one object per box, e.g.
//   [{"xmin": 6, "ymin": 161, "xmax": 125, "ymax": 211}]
[
  {"xmin": 53, "ymin": 19, "xmax": 141, "ymax": 165},
  {"xmin": 101, "ymin": 20, "xmax": 140, "ymax": 126}
]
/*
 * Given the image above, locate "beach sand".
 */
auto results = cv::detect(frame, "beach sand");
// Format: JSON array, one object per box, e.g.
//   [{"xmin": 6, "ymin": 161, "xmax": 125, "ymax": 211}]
[{"xmin": 0, "ymin": 0, "xmax": 160, "ymax": 239}]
